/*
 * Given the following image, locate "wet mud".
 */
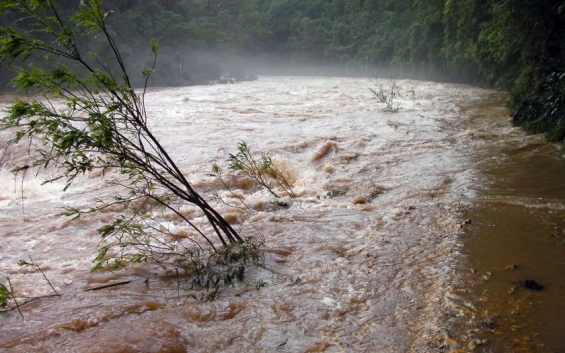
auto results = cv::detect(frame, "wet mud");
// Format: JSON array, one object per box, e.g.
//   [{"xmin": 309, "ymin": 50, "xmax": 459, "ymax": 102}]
[{"xmin": 451, "ymin": 96, "xmax": 565, "ymax": 353}]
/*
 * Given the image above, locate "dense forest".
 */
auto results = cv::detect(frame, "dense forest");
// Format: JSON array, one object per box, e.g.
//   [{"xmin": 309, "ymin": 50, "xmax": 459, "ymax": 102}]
[{"xmin": 1, "ymin": 0, "xmax": 564, "ymax": 140}]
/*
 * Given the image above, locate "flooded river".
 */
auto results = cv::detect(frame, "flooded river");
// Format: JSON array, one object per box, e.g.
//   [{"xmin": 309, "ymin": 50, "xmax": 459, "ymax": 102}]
[{"xmin": 0, "ymin": 76, "xmax": 563, "ymax": 352}]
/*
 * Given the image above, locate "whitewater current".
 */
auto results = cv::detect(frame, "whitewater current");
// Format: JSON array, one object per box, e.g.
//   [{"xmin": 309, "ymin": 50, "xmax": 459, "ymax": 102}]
[{"xmin": 0, "ymin": 76, "xmax": 510, "ymax": 352}]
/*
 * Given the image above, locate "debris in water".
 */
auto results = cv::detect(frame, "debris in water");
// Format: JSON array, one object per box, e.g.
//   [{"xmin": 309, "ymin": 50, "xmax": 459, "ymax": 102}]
[{"xmin": 520, "ymin": 279, "xmax": 544, "ymax": 291}]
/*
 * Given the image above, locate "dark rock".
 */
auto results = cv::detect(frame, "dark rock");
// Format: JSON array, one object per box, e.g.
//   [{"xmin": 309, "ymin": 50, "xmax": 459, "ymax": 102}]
[{"xmin": 520, "ymin": 279, "xmax": 544, "ymax": 291}]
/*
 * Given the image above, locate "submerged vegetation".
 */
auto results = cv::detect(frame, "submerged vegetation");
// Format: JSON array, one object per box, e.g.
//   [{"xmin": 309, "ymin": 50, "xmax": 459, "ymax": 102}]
[
  {"xmin": 223, "ymin": 141, "xmax": 296, "ymax": 199},
  {"xmin": 1, "ymin": 258, "xmax": 61, "ymax": 318},
  {"xmin": 370, "ymin": 77, "xmax": 401, "ymax": 113}
]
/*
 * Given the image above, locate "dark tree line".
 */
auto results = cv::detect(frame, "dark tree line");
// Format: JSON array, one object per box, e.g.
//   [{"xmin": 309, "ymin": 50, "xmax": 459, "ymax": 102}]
[{"xmin": 1, "ymin": 0, "xmax": 563, "ymax": 140}]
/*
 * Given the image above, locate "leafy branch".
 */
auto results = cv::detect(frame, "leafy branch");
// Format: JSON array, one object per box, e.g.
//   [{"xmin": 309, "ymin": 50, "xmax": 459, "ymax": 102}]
[
  {"xmin": 0, "ymin": 278, "xmax": 24, "ymax": 319},
  {"xmin": 0, "ymin": 0, "xmax": 246, "ymax": 274},
  {"xmin": 224, "ymin": 141, "xmax": 296, "ymax": 199},
  {"xmin": 1, "ymin": 257, "xmax": 61, "ymax": 320}
]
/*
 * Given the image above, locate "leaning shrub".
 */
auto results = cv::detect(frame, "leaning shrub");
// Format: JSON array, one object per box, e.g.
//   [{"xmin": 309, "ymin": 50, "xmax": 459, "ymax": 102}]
[{"xmin": 0, "ymin": 0, "xmax": 262, "ymax": 294}]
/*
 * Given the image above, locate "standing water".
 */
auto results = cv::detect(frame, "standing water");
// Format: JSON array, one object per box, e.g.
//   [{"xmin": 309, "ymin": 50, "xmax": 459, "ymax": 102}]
[
  {"xmin": 454, "ymin": 96, "xmax": 565, "ymax": 352},
  {"xmin": 0, "ymin": 76, "xmax": 562, "ymax": 352}
]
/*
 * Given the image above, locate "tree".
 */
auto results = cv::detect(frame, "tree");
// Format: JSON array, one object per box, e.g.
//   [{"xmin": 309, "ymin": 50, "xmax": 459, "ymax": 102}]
[{"xmin": 0, "ymin": 0, "xmax": 249, "ymax": 272}]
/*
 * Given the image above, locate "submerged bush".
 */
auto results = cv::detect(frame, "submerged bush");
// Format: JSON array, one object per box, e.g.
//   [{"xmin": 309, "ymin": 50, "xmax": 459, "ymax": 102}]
[
  {"xmin": 370, "ymin": 77, "xmax": 401, "ymax": 113},
  {"xmin": 210, "ymin": 141, "xmax": 297, "ymax": 200}
]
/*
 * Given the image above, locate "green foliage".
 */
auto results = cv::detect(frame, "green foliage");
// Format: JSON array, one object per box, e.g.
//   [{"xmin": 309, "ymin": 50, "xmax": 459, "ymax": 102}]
[
  {"xmin": 226, "ymin": 141, "xmax": 296, "ymax": 199},
  {"xmin": 178, "ymin": 236, "xmax": 263, "ymax": 294},
  {"xmin": 0, "ymin": 0, "xmax": 244, "ymax": 277},
  {"xmin": 504, "ymin": 2, "xmax": 565, "ymax": 141},
  {"xmin": 0, "ymin": 277, "xmax": 23, "ymax": 318},
  {"xmin": 0, "ymin": 281, "xmax": 10, "ymax": 309},
  {"xmin": 512, "ymin": 70, "xmax": 565, "ymax": 142}
]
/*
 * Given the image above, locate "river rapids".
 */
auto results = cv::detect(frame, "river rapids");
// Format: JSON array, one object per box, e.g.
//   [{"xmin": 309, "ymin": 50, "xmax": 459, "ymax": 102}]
[{"xmin": 0, "ymin": 76, "xmax": 543, "ymax": 352}]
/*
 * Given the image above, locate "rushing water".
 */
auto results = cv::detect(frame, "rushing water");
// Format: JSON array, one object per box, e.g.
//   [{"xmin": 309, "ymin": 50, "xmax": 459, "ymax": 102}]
[{"xmin": 0, "ymin": 76, "xmax": 562, "ymax": 352}]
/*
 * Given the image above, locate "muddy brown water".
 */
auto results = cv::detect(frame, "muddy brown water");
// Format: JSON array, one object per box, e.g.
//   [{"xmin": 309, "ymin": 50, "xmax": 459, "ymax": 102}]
[
  {"xmin": 457, "ymin": 97, "xmax": 565, "ymax": 352},
  {"xmin": 1, "ymin": 77, "xmax": 564, "ymax": 352}
]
